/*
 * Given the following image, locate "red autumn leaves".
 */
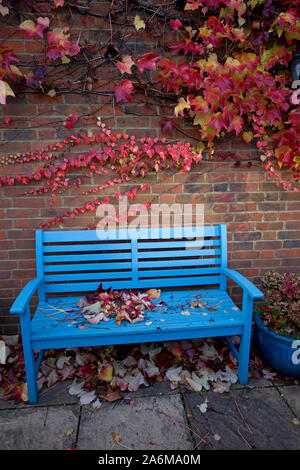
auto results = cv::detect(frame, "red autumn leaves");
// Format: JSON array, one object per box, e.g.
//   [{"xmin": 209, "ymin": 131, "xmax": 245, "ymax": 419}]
[
  {"xmin": 114, "ymin": 53, "xmax": 159, "ymax": 103},
  {"xmin": 19, "ymin": 18, "xmax": 80, "ymax": 61}
]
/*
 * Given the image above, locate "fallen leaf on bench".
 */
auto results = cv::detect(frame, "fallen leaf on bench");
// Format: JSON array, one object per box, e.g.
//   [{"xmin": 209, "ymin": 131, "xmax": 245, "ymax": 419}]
[
  {"xmin": 157, "ymin": 300, "xmax": 168, "ymax": 306},
  {"xmin": 81, "ymin": 301, "xmax": 102, "ymax": 314},
  {"xmin": 76, "ymin": 298, "xmax": 89, "ymax": 308},
  {"xmin": 181, "ymin": 310, "xmax": 190, "ymax": 316},
  {"xmin": 190, "ymin": 301, "xmax": 207, "ymax": 309},
  {"xmin": 83, "ymin": 311, "xmax": 109, "ymax": 325},
  {"xmin": 146, "ymin": 289, "xmax": 161, "ymax": 300}
]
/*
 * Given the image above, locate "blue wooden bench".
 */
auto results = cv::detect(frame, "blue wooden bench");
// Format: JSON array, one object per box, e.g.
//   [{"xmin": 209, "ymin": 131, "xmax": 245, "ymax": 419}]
[{"xmin": 10, "ymin": 224, "xmax": 263, "ymax": 403}]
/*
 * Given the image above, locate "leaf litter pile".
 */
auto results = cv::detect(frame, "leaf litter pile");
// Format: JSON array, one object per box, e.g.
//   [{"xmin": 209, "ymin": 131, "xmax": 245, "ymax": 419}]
[
  {"xmin": 0, "ymin": 284, "xmax": 284, "ymax": 406},
  {"xmin": 74, "ymin": 283, "xmax": 160, "ymax": 327},
  {"xmin": 0, "ymin": 334, "xmax": 279, "ymax": 406}
]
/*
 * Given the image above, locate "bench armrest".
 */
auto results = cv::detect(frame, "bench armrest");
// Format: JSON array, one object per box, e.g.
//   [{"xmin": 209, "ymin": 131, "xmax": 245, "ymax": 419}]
[
  {"xmin": 10, "ymin": 277, "xmax": 44, "ymax": 315},
  {"xmin": 221, "ymin": 268, "xmax": 264, "ymax": 299}
]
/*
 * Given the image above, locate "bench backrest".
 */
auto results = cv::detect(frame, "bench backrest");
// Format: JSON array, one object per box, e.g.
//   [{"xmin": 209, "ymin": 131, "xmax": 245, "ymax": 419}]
[{"xmin": 36, "ymin": 224, "xmax": 228, "ymax": 295}]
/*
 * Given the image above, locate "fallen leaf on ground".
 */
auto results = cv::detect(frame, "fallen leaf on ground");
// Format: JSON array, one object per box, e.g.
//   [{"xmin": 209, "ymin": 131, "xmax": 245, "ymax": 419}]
[
  {"xmin": 99, "ymin": 387, "xmax": 122, "ymax": 402},
  {"xmin": 197, "ymin": 398, "xmax": 209, "ymax": 413},
  {"xmin": 112, "ymin": 432, "xmax": 122, "ymax": 443},
  {"xmin": 134, "ymin": 15, "xmax": 145, "ymax": 31},
  {"xmin": 262, "ymin": 369, "xmax": 277, "ymax": 380},
  {"xmin": 79, "ymin": 390, "xmax": 96, "ymax": 405}
]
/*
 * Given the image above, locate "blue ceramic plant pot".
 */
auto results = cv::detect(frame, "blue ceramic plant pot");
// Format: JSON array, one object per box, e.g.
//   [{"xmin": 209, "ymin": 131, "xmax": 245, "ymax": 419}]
[{"xmin": 254, "ymin": 313, "xmax": 300, "ymax": 379}]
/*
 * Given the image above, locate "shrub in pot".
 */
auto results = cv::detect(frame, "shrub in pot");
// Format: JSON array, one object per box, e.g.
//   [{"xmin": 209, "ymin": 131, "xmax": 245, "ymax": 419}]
[{"xmin": 254, "ymin": 271, "xmax": 300, "ymax": 379}]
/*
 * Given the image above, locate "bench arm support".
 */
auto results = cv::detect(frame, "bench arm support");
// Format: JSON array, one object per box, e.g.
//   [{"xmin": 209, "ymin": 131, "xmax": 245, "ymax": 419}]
[
  {"xmin": 10, "ymin": 277, "xmax": 44, "ymax": 315},
  {"xmin": 221, "ymin": 268, "xmax": 264, "ymax": 299}
]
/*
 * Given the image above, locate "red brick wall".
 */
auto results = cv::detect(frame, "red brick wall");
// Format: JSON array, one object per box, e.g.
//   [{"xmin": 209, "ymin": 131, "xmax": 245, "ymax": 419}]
[{"xmin": 0, "ymin": 2, "xmax": 300, "ymax": 333}]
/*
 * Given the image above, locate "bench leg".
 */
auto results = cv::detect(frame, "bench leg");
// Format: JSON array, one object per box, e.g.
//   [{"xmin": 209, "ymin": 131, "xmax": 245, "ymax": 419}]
[
  {"xmin": 20, "ymin": 309, "xmax": 38, "ymax": 404},
  {"xmin": 238, "ymin": 332, "xmax": 251, "ymax": 384},
  {"xmin": 238, "ymin": 294, "xmax": 253, "ymax": 385},
  {"xmin": 23, "ymin": 345, "xmax": 38, "ymax": 404}
]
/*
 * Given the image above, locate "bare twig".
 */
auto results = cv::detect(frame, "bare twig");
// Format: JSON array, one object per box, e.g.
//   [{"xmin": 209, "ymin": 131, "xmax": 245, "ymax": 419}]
[
  {"xmin": 230, "ymin": 393, "xmax": 253, "ymax": 435},
  {"xmin": 160, "ymin": 411, "xmax": 211, "ymax": 448},
  {"xmin": 237, "ymin": 428, "xmax": 255, "ymax": 449}
]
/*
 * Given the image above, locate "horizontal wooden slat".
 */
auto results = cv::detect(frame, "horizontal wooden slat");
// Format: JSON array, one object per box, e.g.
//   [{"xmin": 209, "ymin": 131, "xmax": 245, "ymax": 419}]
[
  {"xmin": 44, "ymin": 252, "xmax": 132, "ymax": 263},
  {"xmin": 137, "ymin": 239, "xmax": 220, "ymax": 250},
  {"xmin": 45, "ymin": 271, "xmax": 132, "ymax": 282},
  {"xmin": 44, "ymin": 276, "xmax": 221, "ymax": 293},
  {"xmin": 137, "ymin": 248, "xmax": 221, "ymax": 259},
  {"xmin": 42, "ymin": 225, "xmax": 220, "ymax": 243},
  {"xmin": 138, "ymin": 267, "xmax": 221, "ymax": 278},
  {"xmin": 43, "ymin": 242, "xmax": 131, "ymax": 253},
  {"xmin": 44, "ymin": 262, "xmax": 132, "ymax": 273},
  {"xmin": 139, "ymin": 258, "xmax": 220, "ymax": 268}
]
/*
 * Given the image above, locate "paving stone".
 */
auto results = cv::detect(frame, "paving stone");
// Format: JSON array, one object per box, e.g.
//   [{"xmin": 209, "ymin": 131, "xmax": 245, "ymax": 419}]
[
  {"xmin": 0, "ymin": 405, "xmax": 79, "ymax": 450},
  {"xmin": 183, "ymin": 387, "xmax": 300, "ymax": 450},
  {"xmin": 234, "ymin": 375, "xmax": 272, "ymax": 389},
  {"xmin": 38, "ymin": 380, "xmax": 79, "ymax": 405},
  {"xmin": 0, "ymin": 381, "xmax": 78, "ymax": 410},
  {"xmin": 278, "ymin": 385, "xmax": 300, "ymax": 418},
  {"xmin": 77, "ymin": 394, "xmax": 194, "ymax": 450},
  {"xmin": 128, "ymin": 380, "xmax": 179, "ymax": 398},
  {"xmin": 272, "ymin": 373, "xmax": 299, "ymax": 386}
]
